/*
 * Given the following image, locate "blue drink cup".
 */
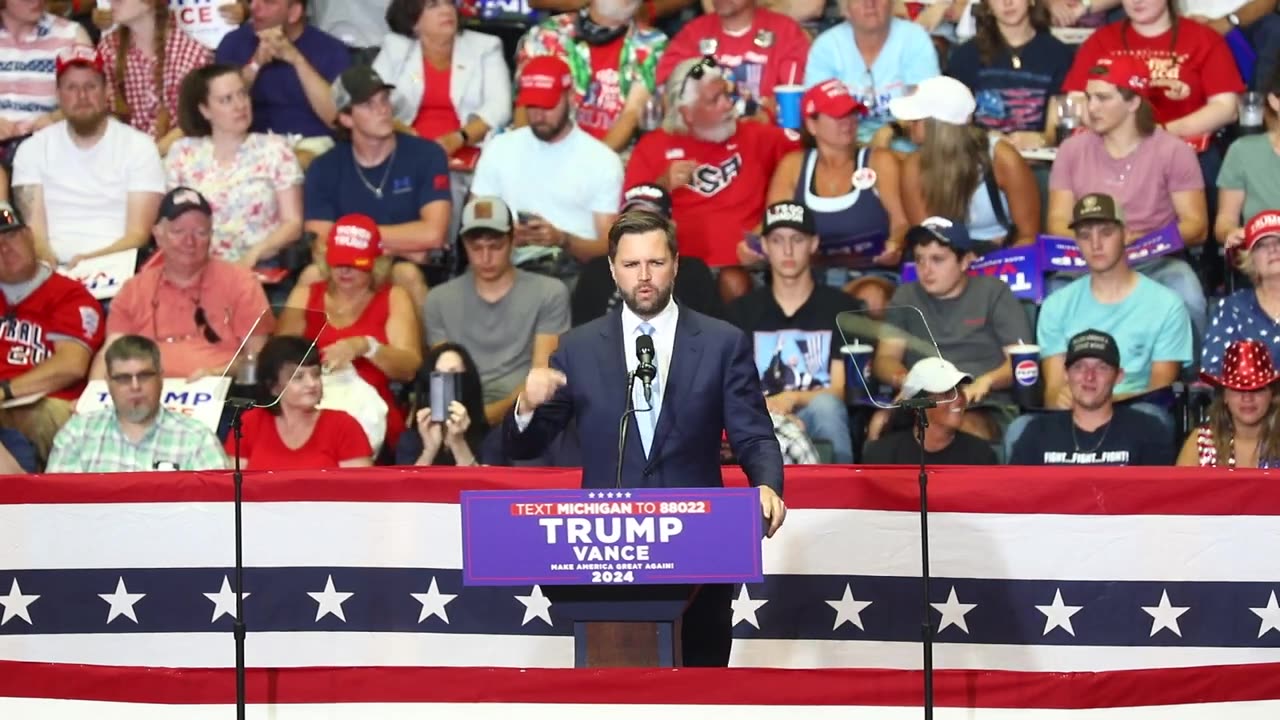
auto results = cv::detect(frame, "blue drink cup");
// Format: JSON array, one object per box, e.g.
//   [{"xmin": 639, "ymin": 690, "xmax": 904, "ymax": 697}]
[
  {"xmin": 774, "ymin": 85, "xmax": 803, "ymax": 130},
  {"xmin": 1009, "ymin": 343, "xmax": 1042, "ymax": 408}
]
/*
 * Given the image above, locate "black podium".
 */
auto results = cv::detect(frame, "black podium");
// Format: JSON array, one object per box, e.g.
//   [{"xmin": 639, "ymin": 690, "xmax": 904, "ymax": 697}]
[{"xmin": 544, "ymin": 583, "xmax": 700, "ymax": 667}]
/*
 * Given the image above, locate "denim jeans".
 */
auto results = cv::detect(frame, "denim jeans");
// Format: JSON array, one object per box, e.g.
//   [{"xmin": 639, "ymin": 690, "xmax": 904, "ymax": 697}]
[{"xmin": 796, "ymin": 393, "xmax": 853, "ymax": 464}]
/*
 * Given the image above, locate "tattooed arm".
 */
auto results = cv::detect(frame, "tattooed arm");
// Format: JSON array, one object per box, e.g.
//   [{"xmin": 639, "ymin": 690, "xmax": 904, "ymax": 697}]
[{"xmin": 12, "ymin": 184, "xmax": 53, "ymax": 264}]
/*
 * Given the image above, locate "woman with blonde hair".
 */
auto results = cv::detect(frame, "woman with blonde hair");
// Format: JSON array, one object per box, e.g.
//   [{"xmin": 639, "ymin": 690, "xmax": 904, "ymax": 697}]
[
  {"xmin": 1179, "ymin": 339, "xmax": 1280, "ymax": 468},
  {"xmin": 277, "ymin": 214, "xmax": 423, "ymax": 452},
  {"xmin": 890, "ymin": 76, "xmax": 1041, "ymax": 247},
  {"xmin": 97, "ymin": 0, "xmax": 212, "ymax": 152}
]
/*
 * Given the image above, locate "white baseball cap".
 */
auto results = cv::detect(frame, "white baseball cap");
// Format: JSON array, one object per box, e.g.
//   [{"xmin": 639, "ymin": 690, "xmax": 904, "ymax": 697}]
[
  {"xmin": 888, "ymin": 76, "xmax": 976, "ymax": 126},
  {"xmin": 902, "ymin": 357, "xmax": 972, "ymax": 399}
]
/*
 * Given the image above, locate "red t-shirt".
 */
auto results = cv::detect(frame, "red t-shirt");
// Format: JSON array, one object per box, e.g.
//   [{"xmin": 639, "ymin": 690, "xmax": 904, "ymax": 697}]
[
  {"xmin": 655, "ymin": 9, "xmax": 811, "ymax": 100},
  {"xmin": 577, "ymin": 35, "xmax": 627, "ymax": 140},
  {"xmin": 226, "ymin": 407, "xmax": 372, "ymax": 470},
  {"xmin": 412, "ymin": 59, "xmax": 462, "ymax": 143},
  {"xmin": 0, "ymin": 272, "xmax": 104, "ymax": 400},
  {"xmin": 302, "ymin": 282, "xmax": 403, "ymax": 448},
  {"xmin": 624, "ymin": 121, "xmax": 800, "ymax": 266},
  {"xmin": 1061, "ymin": 19, "xmax": 1244, "ymax": 125}
]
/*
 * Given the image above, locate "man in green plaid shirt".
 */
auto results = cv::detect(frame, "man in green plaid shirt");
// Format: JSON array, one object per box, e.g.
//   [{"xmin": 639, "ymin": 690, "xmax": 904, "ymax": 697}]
[{"xmin": 46, "ymin": 336, "xmax": 228, "ymax": 473}]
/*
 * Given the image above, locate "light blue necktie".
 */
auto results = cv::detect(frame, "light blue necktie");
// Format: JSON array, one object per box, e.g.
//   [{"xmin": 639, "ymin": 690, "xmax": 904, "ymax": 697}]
[{"xmin": 636, "ymin": 322, "xmax": 660, "ymax": 457}]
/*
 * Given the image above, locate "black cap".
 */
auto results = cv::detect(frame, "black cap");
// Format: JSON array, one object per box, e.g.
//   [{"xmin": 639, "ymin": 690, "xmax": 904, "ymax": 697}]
[
  {"xmin": 1069, "ymin": 193, "xmax": 1126, "ymax": 229},
  {"xmin": 762, "ymin": 201, "xmax": 815, "ymax": 236},
  {"xmin": 333, "ymin": 65, "xmax": 395, "ymax": 110},
  {"xmin": 158, "ymin": 186, "xmax": 213, "ymax": 221},
  {"xmin": 621, "ymin": 184, "xmax": 672, "ymax": 219},
  {"xmin": 1065, "ymin": 329, "xmax": 1121, "ymax": 369},
  {"xmin": 0, "ymin": 202, "xmax": 25, "ymax": 233}
]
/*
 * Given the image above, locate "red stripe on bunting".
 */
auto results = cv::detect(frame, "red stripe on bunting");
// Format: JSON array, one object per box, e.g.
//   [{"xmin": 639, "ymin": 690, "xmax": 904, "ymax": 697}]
[
  {"xmin": 4, "ymin": 466, "xmax": 1279, "ymax": 515},
  {"xmin": 0, "ymin": 660, "xmax": 1278, "ymax": 708}
]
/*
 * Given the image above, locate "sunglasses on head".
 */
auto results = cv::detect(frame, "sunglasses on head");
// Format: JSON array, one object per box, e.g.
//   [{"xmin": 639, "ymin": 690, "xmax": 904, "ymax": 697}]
[{"xmin": 679, "ymin": 56, "xmax": 718, "ymax": 97}]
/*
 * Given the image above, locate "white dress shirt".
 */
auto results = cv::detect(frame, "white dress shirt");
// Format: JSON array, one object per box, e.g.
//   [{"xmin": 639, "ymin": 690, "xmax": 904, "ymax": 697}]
[{"xmin": 621, "ymin": 300, "xmax": 678, "ymax": 424}]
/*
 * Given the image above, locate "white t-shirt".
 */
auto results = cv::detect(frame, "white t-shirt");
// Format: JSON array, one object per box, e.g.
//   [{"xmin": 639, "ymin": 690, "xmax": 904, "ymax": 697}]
[
  {"xmin": 470, "ymin": 125, "xmax": 623, "ymax": 265},
  {"xmin": 13, "ymin": 118, "xmax": 165, "ymax": 263}
]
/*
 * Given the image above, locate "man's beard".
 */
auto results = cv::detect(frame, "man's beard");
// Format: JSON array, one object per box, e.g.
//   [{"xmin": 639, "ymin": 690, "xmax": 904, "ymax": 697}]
[
  {"xmin": 66, "ymin": 109, "xmax": 108, "ymax": 137},
  {"xmin": 619, "ymin": 281, "xmax": 674, "ymax": 318},
  {"xmin": 693, "ymin": 117, "xmax": 737, "ymax": 144},
  {"xmin": 531, "ymin": 110, "xmax": 572, "ymax": 141}
]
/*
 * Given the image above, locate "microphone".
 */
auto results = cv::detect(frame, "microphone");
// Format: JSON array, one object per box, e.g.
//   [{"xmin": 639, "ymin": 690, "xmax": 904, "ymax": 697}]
[{"xmin": 635, "ymin": 334, "xmax": 657, "ymax": 405}]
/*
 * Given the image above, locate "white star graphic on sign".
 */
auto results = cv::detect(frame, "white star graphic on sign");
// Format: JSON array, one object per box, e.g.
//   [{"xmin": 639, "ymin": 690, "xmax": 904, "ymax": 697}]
[
  {"xmin": 1250, "ymin": 591, "xmax": 1280, "ymax": 638},
  {"xmin": 203, "ymin": 576, "xmax": 250, "ymax": 622},
  {"xmin": 731, "ymin": 584, "xmax": 768, "ymax": 629},
  {"xmin": 1035, "ymin": 589, "xmax": 1083, "ymax": 637},
  {"xmin": 1141, "ymin": 590, "xmax": 1190, "ymax": 637},
  {"xmin": 411, "ymin": 577, "xmax": 457, "ymax": 624},
  {"xmin": 0, "ymin": 579, "xmax": 39, "ymax": 626},
  {"xmin": 307, "ymin": 575, "xmax": 354, "ymax": 622},
  {"xmin": 931, "ymin": 586, "xmax": 977, "ymax": 634},
  {"xmin": 588, "ymin": 492, "xmax": 597, "ymax": 498},
  {"xmin": 515, "ymin": 585, "xmax": 553, "ymax": 626},
  {"xmin": 624, "ymin": 492, "xmax": 632, "ymax": 498},
  {"xmin": 99, "ymin": 577, "xmax": 145, "ymax": 624},
  {"xmin": 826, "ymin": 584, "xmax": 872, "ymax": 630}
]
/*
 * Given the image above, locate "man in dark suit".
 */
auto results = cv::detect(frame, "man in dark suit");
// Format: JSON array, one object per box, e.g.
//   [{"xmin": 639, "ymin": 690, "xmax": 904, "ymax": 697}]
[{"xmin": 504, "ymin": 210, "xmax": 786, "ymax": 667}]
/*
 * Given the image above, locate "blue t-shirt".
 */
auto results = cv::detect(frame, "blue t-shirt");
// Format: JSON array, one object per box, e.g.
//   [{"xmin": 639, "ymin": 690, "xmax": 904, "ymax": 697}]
[
  {"xmin": 215, "ymin": 24, "xmax": 351, "ymax": 137},
  {"xmin": 304, "ymin": 135, "xmax": 451, "ymax": 225},
  {"xmin": 947, "ymin": 32, "xmax": 1074, "ymax": 133},
  {"xmin": 1037, "ymin": 274, "xmax": 1192, "ymax": 395},
  {"xmin": 804, "ymin": 19, "xmax": 940, "ymax": 144}
]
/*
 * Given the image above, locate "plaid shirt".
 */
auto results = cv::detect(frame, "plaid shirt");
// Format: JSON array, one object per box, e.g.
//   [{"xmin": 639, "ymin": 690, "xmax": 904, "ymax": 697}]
[
  {"xmin": 46, "ymin": 407, "xmax": 228, "ymax": 473},
  {"xmin": 771, "ymin": 412, "xmax": 820, "ymax": 465},
  {"xmin": 98, "ymin": 24, "xmax": 211, "ymax": 136}
]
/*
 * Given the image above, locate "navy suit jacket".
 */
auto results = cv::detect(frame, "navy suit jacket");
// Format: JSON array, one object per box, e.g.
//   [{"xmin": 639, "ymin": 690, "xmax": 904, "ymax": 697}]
[{"xmin": 504, "ymin": 306, "xmax": 784, "ymax": 493}]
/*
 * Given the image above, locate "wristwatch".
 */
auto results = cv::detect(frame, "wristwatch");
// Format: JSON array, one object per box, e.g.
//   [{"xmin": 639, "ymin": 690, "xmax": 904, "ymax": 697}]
[
  {"xmin": 363, "ymin": 336, "xmax": 381, "ymax": 359},
  {"xmin": 1228, "ymin": 12, "xmax": 1241, "ymax": 26}
]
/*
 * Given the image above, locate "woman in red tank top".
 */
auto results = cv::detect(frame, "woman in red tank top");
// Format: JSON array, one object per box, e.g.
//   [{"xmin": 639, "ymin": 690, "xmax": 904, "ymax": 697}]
[{"xmin": 277, "ymin": 214, "xmax": 423, "ymax": 452}]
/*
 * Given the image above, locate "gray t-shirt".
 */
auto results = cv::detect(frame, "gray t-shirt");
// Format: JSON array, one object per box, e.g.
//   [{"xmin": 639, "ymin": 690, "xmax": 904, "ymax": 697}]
[
  {"xmin": 424, "ymin": 269, "xmax": 570, "ymax": 404},
  {"xmin": 889, "ymin": 276, "xmax": 1032, "ymax": 403}
]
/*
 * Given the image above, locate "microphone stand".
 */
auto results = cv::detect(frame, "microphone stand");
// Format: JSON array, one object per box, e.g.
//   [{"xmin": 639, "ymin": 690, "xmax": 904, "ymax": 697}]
[
  {"xmin": 899, "ymin": 395, "xmax": 938, "ymax": 720},
  {"xmin": 615, "ymin": 372, "xmax": 637, "ymax": 489},
  {"xmin": 228, "ymin": 396, "xmax": 255, "ymax": 720}
]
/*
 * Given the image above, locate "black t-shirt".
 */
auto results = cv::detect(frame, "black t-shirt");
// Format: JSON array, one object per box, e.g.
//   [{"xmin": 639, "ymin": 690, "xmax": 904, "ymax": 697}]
[
  {"xmin": 863, "ymin": 430, "xmax": 998, "ymax": 465},
  {"xmin": 948, "ymin": 32, "xmax": 1074, "ymax": 133},
  {"xmin": 726, "ymin": 283, "xmax": 863, "ymax": 396},
  {"xmin": 1008, "ymin": 406, "xmax": 1175, "ymax": 466}
]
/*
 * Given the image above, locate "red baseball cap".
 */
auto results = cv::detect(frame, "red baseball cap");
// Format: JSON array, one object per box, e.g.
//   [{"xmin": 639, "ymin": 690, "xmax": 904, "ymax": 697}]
[
  {"xmin": 1089, "ymin": 54, "xmax": 1151, "ymax": 96},
  {"xmin": 327, "ymin": 214, "xmax": 382, "ymax": 270},
  {"xmin": 517, "ymin": 56, "xmax": 572, "ymax": 110},
  {"xmin": 802, "ymin": 79, "xmax": 867, "ymax": 118},
  {"xmin": 56, "ymin": 45, "xmax": 104, "ymax": 80},
  {"xmin": 1244, "ymin": 210, "xmax": 1280, "ymax": 251}
]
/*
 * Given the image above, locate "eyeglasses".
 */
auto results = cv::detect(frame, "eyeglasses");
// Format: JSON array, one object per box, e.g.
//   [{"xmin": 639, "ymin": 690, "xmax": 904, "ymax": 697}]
[
  {"xmin": 679, "ymin": 56, "xmax": 718, "ymax": 98},
  {"xmin": 108, "ymin": 370, "xmax": 159, "ymax": 385}
]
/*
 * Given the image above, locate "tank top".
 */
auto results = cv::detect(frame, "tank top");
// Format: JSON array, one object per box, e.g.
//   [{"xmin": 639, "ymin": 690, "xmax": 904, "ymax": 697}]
[
  {"xmin": 303, "ymin": 282, "xmax": 403, "ymax": 449},
  {"xmin": 794, "ymin": 146, "xmax": 890, "ymax": 266},
  {"xmin": 965, "ymin": 135, "xmax": 1012, "ymax": 243}
]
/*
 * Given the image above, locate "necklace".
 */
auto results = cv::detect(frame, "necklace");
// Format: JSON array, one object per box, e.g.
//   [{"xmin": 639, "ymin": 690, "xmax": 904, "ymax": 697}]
[
  {"xmin": 354, "ymin": 142, "xmax": 397, "ymax": 199},
  {"xmin": 1071, "ymin": 418, "xmax": 1111, "ymax": 454}
]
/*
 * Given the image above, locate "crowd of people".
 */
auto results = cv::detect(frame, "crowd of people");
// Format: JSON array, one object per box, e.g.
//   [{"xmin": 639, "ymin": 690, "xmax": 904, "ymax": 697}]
[{"xmin": 0, "ymin": 0, "xmax": 1276, "ymax": 473}]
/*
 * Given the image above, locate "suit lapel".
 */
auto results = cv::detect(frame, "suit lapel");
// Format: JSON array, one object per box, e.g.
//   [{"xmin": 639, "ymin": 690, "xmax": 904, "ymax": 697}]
[
  {"xmin": 646, "ymin": 309, "xmax": 704, "ymax": 465},
  {"xmin": 596, "ymin": 310, "xmax": 645, "ymax": 458}
]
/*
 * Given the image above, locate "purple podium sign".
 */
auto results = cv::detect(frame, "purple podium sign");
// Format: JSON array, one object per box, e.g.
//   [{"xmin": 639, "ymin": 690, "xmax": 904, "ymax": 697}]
[{"xmin": 460, "ymin": 488, "xmax": 764, "ymax": 586}]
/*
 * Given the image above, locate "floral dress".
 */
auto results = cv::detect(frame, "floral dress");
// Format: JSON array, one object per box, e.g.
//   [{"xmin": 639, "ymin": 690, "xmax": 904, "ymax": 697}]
[{"xmin": 164, "ymin": 133, "xmax": 303, "ymax": 262}]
